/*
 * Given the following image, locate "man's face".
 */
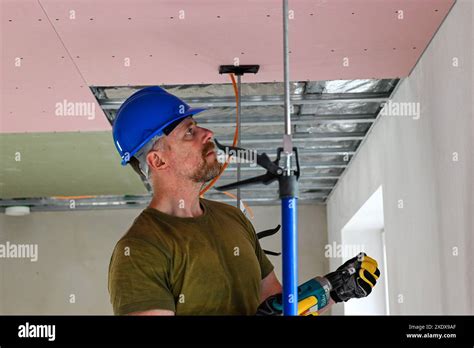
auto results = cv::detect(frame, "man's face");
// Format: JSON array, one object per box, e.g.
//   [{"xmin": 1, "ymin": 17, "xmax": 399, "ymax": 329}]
[{"xmin": 163, "ymin": 116, "xmax": 223, "ymax": 183}]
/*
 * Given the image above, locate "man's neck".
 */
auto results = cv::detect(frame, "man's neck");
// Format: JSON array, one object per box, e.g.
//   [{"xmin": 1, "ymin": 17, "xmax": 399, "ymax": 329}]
[{"xmin": 148, "ymin": 180, "xmax": 204, "ymax": 218}]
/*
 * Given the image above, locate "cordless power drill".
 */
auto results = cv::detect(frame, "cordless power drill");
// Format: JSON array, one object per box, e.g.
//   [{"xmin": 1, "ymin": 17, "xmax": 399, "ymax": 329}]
[{"xmin": 256, "ymin": 252, "xmax": 381, "ymax": 316}]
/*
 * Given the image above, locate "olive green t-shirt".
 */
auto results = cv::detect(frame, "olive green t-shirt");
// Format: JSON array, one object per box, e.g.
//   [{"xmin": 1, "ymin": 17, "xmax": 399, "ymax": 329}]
[{"xmin": 108, "ymin": 198, "xmax": 274, "ymax": 315}]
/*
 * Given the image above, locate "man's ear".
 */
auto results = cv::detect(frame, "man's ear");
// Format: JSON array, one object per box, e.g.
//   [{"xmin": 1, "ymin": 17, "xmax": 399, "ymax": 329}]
[{"xmin": 146, "ymin": 149, "xmax": 168, "ymax": 172}]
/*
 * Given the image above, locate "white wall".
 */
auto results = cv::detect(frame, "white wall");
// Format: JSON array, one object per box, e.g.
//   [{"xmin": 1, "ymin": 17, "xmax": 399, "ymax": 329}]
[
  {"xmin": 0, "ymin": 209, "xmax": 140, "ymax": 314},
  {"xmin": 327, "ymin": 0, "xmax": 473, "ymax": 315},
  {"xmin": 0, "ymin": 203, "xmax": 327, "ymax": 314}
]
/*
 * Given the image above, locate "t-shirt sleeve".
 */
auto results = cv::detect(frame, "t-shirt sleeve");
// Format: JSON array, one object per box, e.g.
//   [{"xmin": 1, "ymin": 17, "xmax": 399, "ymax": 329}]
[
  {"xmin": 108, "ymin": 237, "xmax": 175, "ymax": 315},
  {"xmin": 240, "ymin": 213, "xmax": 275, "ymax": 280}
]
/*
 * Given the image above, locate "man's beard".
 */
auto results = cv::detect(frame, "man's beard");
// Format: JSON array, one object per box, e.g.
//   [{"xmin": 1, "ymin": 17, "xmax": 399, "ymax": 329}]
[
  {"xmin": 190, "ymin": 143, "xmax": 224, "ymax": 183},
  {"xmin": 191, "ymin": 158, "xmax": 223, "ymax": 183}
]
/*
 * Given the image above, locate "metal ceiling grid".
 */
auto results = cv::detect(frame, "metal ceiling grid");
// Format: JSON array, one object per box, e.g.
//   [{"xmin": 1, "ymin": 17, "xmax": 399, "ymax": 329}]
[{"xmin": 91, "ymin": 78, "xmax": 400, "ymax": 205}]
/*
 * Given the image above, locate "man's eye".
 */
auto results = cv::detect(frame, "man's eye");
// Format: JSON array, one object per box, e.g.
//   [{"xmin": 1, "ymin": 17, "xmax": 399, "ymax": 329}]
[{"xmin": 185, "ymin": 127, "xmax": 193, "ymax": 135}]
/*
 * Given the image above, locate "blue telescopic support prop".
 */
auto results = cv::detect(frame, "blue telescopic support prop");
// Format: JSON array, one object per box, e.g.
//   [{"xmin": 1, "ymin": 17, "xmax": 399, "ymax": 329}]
[{"xmin": 281, "ymin": 0, "xmax": 298, "ymax": 316}]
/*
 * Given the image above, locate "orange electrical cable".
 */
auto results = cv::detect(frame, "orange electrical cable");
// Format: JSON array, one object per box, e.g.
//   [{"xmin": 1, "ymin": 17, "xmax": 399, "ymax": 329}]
[
  {"xmin": 199, "ymin": 73, "xmax": 239, "ymax": 194},
  {"xmin": 199, "ymin": 73, "xmax": 254, "ymax": 218},
  {"xmin": 51, "ymin": 195, "xmax": 97, "ymax": 200},
  {"xmin": 199, "ymin": 73, "xmax": 239, "ymax": 196}
]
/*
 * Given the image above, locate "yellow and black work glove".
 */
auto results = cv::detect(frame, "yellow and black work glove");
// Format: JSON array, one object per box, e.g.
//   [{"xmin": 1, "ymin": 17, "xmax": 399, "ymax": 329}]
[{"xmin": 324, "ymin": 252, "xmax": 380, "ymax": 303}]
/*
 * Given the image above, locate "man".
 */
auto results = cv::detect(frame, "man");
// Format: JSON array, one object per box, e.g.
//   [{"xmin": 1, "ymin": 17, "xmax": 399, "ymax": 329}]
[
  {"xmin": 108, "ymin": 86, "xmax": 380, "ymax": 315},
  {"xmin": 108, "ymin": 86, "xmax": 282, "ymax": 315}
]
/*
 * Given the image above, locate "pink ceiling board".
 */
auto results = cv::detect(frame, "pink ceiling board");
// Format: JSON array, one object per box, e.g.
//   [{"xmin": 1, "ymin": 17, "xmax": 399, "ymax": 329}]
[
  {"xmin": 1, "ymin": 0, "xmax": 455, "ymax": 134},
  {"xmin": 1, "ymin": 0, "xmax": 110, "ymax": 133}
]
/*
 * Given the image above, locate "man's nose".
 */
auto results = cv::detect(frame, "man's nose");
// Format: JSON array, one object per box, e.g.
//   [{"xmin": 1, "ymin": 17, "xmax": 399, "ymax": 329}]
[{"xmin": 200, "ymin": 126, "xmax": 214, "ymax": 143}]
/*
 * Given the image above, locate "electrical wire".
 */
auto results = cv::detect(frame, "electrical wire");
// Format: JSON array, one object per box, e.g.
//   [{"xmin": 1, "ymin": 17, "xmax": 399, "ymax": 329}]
[{"xmin": 199, "ymin": 73, "xmax": 254, "ymax": 217}]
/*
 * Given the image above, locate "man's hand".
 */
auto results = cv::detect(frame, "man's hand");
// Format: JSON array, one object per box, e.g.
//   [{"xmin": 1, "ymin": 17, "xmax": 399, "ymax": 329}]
[
  {"xmin": 324, "ymin": 252, "xmax": 380, "ymax": 303},
  {"xmin": 256, "ymin": 293, "xmax": 283, "ymax": 316},
  {"xmin": 256, "ymin": 277, "xmax": 333, "ymax": 316}
]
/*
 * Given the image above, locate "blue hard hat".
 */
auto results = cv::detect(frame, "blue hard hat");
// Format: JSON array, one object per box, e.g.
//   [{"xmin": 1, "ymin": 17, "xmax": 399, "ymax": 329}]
[{"xmin": 112, "ymin": 86, "xmax": 206, "ymax": 166}]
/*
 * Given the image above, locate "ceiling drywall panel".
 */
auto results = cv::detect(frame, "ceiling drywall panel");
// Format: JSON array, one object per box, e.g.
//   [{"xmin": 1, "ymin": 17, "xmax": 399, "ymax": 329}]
[
  {"xmin": 1, "ymin": 0, "xmax": 110, "ymax": 133},
  {"xmin": 39, "ymin": 0, "xmax": 454, "ymax": 86}
]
